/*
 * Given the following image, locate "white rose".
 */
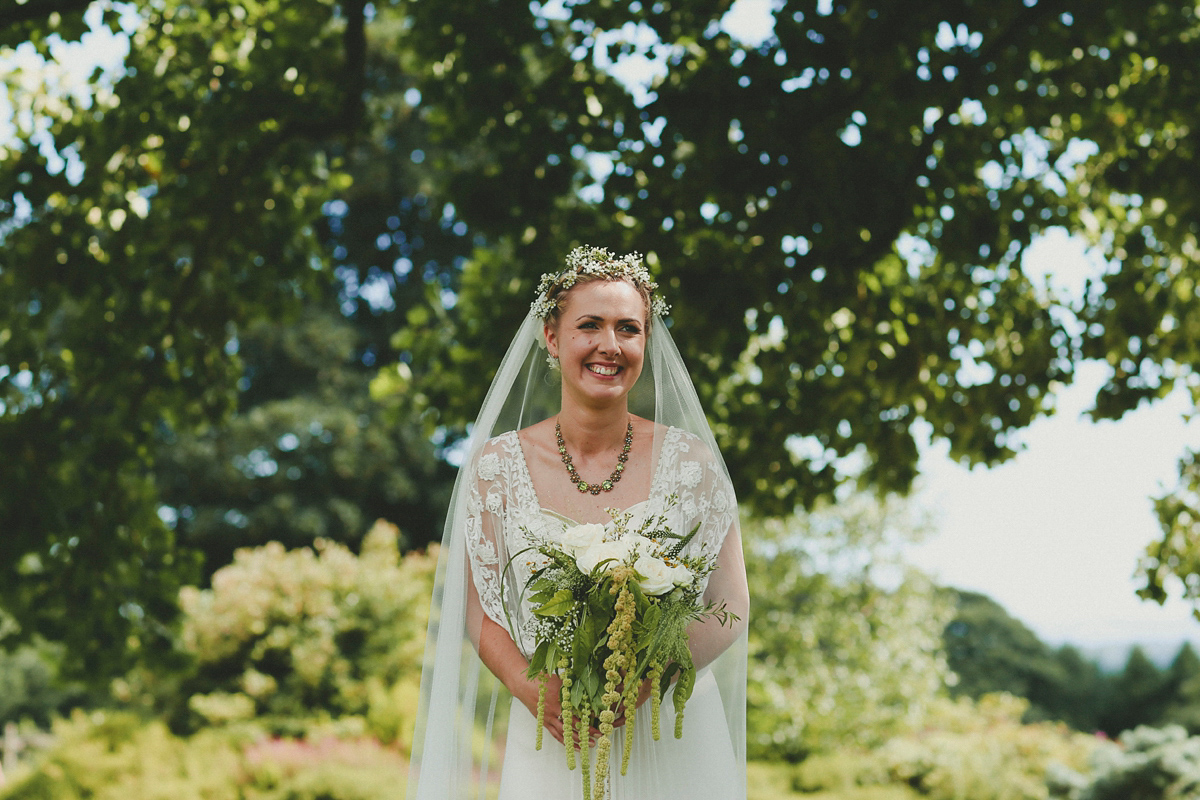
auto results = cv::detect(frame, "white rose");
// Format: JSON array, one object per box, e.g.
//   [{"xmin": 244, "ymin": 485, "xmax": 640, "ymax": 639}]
[
  {"xmin": 576, "ymin": 537, "xmax": 638, "ymax": 575},
  {"xmin": 558, "ymin": 523, "xmax": 607, "ymax": 556},
  {"xmin": 667, "ymin": 562, "xmax": 693, "ymax": 588},
  {"xmin": 633, "ymin": 553, "xmax": 676, "ymax": 596}
]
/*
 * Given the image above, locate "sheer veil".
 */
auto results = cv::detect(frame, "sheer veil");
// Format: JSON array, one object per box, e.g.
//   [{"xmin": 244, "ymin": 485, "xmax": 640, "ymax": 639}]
[{"xmin": 406, "ymin": 304, "xmax": 748, "ymax": 799}]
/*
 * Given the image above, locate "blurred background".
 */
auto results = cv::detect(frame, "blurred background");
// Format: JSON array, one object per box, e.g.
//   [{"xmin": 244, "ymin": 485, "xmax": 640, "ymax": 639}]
[{"xmin": 5, "ymin": 0, "xmax": 1200, "ymax": 797}]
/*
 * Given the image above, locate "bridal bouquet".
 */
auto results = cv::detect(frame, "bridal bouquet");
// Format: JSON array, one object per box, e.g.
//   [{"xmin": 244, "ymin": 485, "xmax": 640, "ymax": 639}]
[{"xmin": 509, "ymin": 499, "xmax": 736, "ymax": 800}]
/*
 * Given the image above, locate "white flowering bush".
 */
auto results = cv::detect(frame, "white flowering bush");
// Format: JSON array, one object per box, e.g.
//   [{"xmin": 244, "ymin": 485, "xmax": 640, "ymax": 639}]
[{"xmin": 178, "ymin": 520, "xmax": 436, "ymax": 747}]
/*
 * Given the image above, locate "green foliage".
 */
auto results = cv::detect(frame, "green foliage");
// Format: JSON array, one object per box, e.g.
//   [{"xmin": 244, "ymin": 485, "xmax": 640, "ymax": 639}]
[
  {"xmin": 391, "ymin": 0, "xmax": 1200, "ymax": 520},
  {"xmin": 0, "ymin": 640, "xmax": 87, "ymax": 728},
  {"xmin": 943, "ymin": 591, "xmax": 1106, "ymax": 730},
  {"xmin": 1144, "ymin": 457, "xmax": 1200, "ymax": 618},
  {"xmin": 1055, "ymin": 725, "xmax": 1200, "ymax": 800},
  {"xmin": 744, "ymin": 497, "xmax": 953, "ymax": 760},
  {"xmin": 943, "ymin": 594, "xmax": 1200, "ymax": 737},
  {"xmin": 796, "ymin": 695, "xmax": 1104, "ymax": 800},
  {"xmin": 0, "ymin": 711, "xmax": 244, "ymax": 800},
  {"xmin": 0, "ymin": 0, "xmax": 358, "ymax": 675},
  {"xmin": 155, "ymin": 309, "xmax": 452, "ymax": 574},
  {"xmin": 0, "ymin": 711, "xmax": 409, "ymax": 800},
  {"xmin": 945, "ymin": 591, "xmax": 1065, "ymax": 697},
  {"xmin": 176, "ymin": 521, "xmax": 435, "ymax": 747},
  {"xmin": 1098, "ymin": 646, "xmax": 1168, "ymax": 737},
  {"xmin": 1160, "ymin": 644, "xmax": 1200, "ymax": 734}
]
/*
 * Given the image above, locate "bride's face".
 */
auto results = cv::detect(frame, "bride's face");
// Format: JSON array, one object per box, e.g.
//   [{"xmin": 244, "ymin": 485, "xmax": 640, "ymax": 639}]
[{"xmin": 545, "ymin": 279, "xmax": 647, "ymax": 407}]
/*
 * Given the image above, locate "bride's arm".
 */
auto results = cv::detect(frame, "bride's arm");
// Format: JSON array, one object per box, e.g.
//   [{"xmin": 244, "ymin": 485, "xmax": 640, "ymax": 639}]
[
  {"xmin": 469, "ymin": 576, "xmax": 576, "ymax": 745},
  {"xmin": 687, "ymin": 521, "xmax": 750, "ymax": 670}
]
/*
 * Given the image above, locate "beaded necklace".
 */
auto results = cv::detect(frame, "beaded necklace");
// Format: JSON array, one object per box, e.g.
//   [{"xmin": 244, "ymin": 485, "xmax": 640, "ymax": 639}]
[{"xmin": 555, "ymin": 418, "xmax": 633, "ymax": 495}]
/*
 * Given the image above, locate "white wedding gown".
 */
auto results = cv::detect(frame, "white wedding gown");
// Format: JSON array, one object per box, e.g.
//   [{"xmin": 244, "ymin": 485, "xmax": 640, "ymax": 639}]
[{"xmin": 465, "ymin": 428, "xmax": 744, "ymax": 799}]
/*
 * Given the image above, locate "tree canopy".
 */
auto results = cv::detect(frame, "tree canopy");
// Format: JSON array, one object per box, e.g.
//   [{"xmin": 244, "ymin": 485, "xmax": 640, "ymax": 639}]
[{"xmin": 6, "ymin": 0, "xmax": 1200, "ymax": 673}]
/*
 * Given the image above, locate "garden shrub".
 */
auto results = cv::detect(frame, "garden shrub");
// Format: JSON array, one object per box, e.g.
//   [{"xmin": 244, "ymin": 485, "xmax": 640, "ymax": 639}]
[
  {"xmin": 794, "ymin": 694, "xmax": 1104, "ymax": 800},
  {"xmin": 178, "ymin": 520, "xmax": 436, "ymax": 747},
  {"xmin": 1055, "ymin": 724, "xmax": 1200, "ymax": 800},
  {"xmin": 0, "ymin": 641, "xmax": 87, "ymax": 728},
  {"xmin": 0, "ymin": 711, "xmax": 410, "ymax": 800},
  {"xmin": 0, "ymin": 711, "xmax": 242, "ymax": 800}
]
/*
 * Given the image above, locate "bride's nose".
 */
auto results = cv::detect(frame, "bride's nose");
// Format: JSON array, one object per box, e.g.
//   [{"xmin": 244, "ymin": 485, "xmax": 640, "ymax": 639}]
[{"xmin": 598, "ymin": 326, "xmax": 620, "ymax": 355}]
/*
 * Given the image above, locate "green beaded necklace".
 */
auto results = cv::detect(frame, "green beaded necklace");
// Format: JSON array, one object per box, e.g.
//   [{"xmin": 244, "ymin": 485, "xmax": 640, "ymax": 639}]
[{"xmin": 555, "ymin": 418, "xmax": 633, "ymax": 495}]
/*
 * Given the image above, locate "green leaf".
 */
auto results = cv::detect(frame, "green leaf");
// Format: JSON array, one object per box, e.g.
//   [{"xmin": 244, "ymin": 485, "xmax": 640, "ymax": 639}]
[{"xmin": 532, "ymin": 589, "xmax": 575, "ymax": 617}]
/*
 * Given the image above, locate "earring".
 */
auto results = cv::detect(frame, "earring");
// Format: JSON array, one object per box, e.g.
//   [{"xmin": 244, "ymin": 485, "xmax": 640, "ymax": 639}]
[{"xmin": 546, "ymin": 352, "xmax": 560, "ymax": 370}]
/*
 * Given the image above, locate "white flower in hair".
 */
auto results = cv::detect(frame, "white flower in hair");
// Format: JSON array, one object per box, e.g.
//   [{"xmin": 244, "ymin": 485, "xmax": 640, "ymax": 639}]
[{"xmin": 530, "ymin": 245, "xmax": 671, "ymax": 320}]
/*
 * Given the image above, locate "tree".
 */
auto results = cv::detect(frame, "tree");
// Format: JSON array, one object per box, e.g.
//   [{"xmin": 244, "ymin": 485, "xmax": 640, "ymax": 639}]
[
  {"xmin": 10, "ymin": 0, "xmax": 1200, "ymax": 674},
  {"xmin": 155, "ymin": 309, "xmax": 453, "ymax": 575},
  {"xmin": 0, "ymin": 0, "xmax": 368, "ymax": 674},
  {"xmin": 1048, "ymin": 644, "xmax": 1106, "ymax": 733},
  {"xmin": 389, "ymin": 0, "xmax": 1200, "ymax": 517},
  {"xmin": 942, "ymin": 591, "xmax": 1112, "ymax": 731},
  {"xmin": 1157, "ymin": 643, "xmax": 1200, "ymax": 734},
  {"xmin": 1098, "ymin": 646, "xmax": 1167, "ymax": 736}
]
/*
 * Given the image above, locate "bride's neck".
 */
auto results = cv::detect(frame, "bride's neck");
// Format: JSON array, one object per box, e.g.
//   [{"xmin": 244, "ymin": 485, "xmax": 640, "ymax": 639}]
[{"xmin": 556, "ymin": 404, "xmax": 629, "ymax": 455}]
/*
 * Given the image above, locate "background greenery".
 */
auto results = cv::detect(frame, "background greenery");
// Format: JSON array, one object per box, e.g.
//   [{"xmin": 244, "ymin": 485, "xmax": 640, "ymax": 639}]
[{"xmin": 6, "ymin": 0, "xmax": 1200, "ymax": 797}]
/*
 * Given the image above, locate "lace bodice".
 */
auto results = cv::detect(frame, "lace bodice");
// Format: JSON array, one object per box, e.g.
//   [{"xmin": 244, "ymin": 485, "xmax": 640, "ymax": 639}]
[{"xmin": 464, "ymin": 426, "xmax": 738, "ymax": 655}]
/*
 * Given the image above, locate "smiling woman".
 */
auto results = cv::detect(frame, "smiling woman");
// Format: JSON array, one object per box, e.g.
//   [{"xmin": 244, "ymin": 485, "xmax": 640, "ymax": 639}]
[{"xmin": 407, "ymin": 246, "xmax": 750, "ymax": 799}]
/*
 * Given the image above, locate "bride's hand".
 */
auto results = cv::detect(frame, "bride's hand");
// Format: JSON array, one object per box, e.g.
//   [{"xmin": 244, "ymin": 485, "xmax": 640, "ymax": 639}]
[{"xmin": 523, "ymin": 674, "xmax": 602, "ymax": 748}]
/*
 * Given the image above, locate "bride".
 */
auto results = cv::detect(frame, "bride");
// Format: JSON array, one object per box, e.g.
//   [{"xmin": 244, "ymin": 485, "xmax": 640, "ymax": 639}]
[{"xmin": 407, "ymin": 246, "xmax": 749, "ymax": 799}]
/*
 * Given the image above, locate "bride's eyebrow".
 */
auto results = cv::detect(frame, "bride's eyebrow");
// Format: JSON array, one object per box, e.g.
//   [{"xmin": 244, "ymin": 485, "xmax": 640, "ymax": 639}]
[{"xmin": 573, "ymin": 314, "xmax": 641, "ymax": 324}]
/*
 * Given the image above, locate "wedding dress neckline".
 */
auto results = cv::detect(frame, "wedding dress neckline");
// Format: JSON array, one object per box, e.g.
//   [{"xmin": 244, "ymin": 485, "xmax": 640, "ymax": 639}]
[{"xmin": 511, "ymin": 426, "xmax": 677, "ymax": 526}]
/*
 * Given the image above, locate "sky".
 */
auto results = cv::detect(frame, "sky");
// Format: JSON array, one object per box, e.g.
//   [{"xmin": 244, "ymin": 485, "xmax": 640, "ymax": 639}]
[
  {"xmin": 9, "ymin": 0, "xmax": 1200, "ymax": 662},
  {"xmin": 908, "ymin": 232, "xmax": 1200, "ymax": 661}
]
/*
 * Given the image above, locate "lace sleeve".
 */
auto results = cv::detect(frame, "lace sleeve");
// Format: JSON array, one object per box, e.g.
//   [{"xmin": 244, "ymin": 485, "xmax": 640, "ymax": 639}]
[
  {"xmin": 656, "ymin": 428, "xmax": 739, "ymax": 562},
  {"xmin": 656, "ymin": 428, "xmax": 749, "ymax": 668},
  {"xmin": 463, "ymin": 437, "xmax": 514, "ymax": 631}
]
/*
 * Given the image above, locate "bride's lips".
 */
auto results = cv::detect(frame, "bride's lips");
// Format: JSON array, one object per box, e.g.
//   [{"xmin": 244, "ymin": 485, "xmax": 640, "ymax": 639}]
[{"xmin": 587, "ymin": 363, "xmax": 622, "ymax": 377}]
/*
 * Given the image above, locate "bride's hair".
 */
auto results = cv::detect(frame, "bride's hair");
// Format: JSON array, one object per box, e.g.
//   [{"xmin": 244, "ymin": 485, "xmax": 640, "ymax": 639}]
[
  {"xmin": 531, "ymin": 245, "xmax": 669, "ymax": 331},
  {"xmin": 542, "ymin": 272, "xmax": 655, "ymax": 332}
]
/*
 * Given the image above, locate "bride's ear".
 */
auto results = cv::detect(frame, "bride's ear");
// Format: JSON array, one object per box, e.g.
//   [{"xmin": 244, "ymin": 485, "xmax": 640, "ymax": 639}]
[{"xmin": 543, "ymin": 322, "xmax": 558, "ymax": 359}]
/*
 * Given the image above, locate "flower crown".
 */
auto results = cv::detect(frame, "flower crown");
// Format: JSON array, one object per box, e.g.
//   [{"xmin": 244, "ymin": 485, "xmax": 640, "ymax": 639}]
[{"xmin": 530, "ymin": 245, "xmax": 671, "ymax": 321}]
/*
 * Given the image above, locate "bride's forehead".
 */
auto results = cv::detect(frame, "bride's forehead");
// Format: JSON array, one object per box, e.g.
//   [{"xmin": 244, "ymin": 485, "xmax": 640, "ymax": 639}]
[{"xmin": 561, "ymin": 280, "xmax": 645, "ymax": 313}]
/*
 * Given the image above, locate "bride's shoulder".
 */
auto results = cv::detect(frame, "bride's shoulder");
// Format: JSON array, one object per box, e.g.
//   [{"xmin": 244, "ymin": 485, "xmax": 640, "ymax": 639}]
[
  {"xmin": 472, "ymin": 430, "xmax": 523, "ymax": 470},
  {"xmin": 657, "ymin": 425, "xmax": 722, "ymax": 464}
]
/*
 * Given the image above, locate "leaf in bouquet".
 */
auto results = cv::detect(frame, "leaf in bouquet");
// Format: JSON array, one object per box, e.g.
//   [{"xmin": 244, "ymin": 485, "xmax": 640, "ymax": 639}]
[
  {"xmin": 628, "ymin": 579, "xmax": 651, "ymax": 613},
  {"xmin": 527, "ymin": 583, "xmax": 564, "ymax": 605},
  {"xmin": 533, "ymin": 588, "xmax": 576, "ymax": 617},
  {"xmin": 633, "ymin": 606, "xmax": 663, "ymax": 654},
  {"xmin": 574, "ymin": 606, "xmax": 608, "ymax": 661},
  {"xmin": 527, "ymin": 639, "xmax": 552, "ymax": 677},
  {"xmin": 582, "ymin": 668, "xmax": 603, "ymax": 711},
  {"xmin": 545, "ymin": 548, "xmax": 578, "ymax": 570},
  {"xmin": 570, "ymin": 673, "xmax": 587, "ymax": 710},
  {"xmin": 658, "ymin": 661, "xmax": 682, "ymax": 698}
]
